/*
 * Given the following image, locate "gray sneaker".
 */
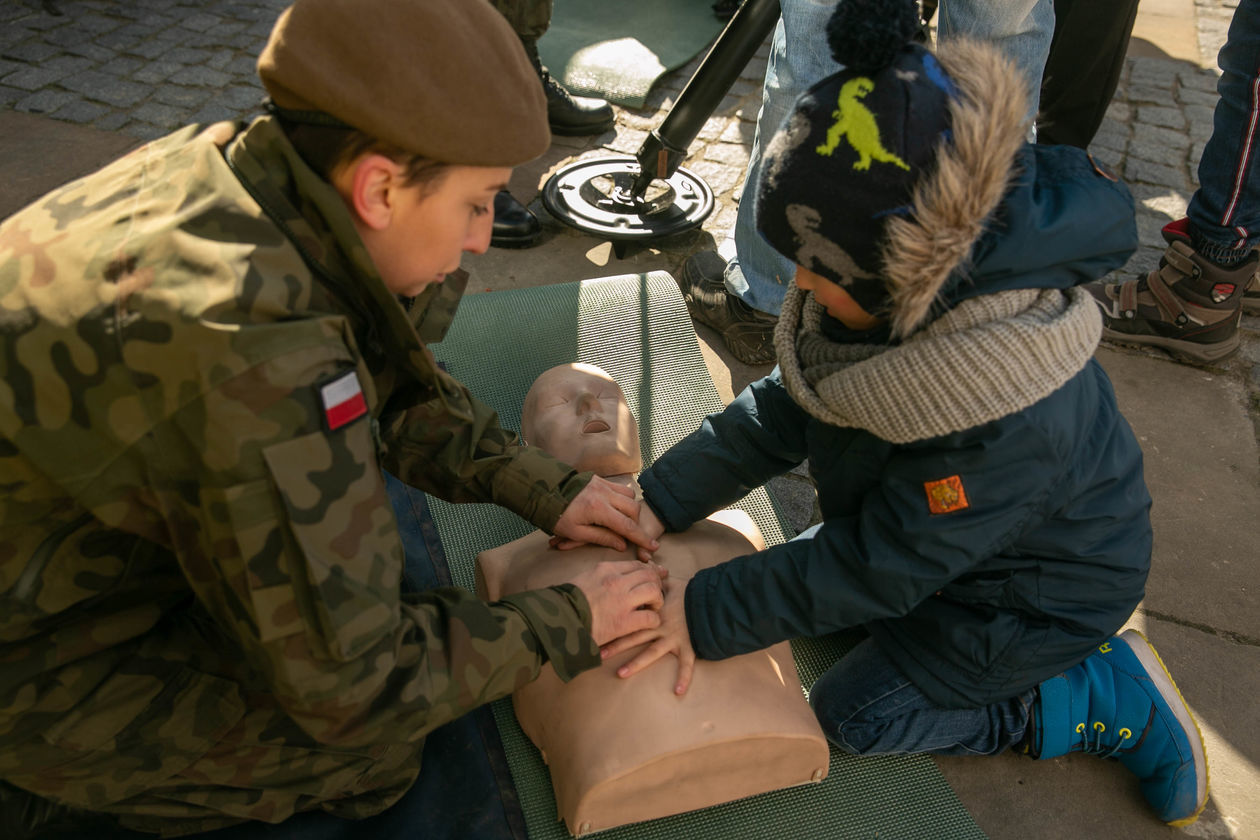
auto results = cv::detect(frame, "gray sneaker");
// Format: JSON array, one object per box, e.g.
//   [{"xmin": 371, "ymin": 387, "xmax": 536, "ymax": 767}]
[{"xmin": 677, "ymin": 251, "xmax": 778, "ymax": 365}]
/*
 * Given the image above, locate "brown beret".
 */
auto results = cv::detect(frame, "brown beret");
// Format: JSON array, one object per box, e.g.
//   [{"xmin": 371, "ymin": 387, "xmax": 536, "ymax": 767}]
[{"xmin": 257, "ymin": 0, "xmax": 550, "ymax": 167}]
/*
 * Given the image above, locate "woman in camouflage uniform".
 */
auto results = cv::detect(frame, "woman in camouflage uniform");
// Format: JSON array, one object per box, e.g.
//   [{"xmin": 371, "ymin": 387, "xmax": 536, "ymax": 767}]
[{"xmin": 0, "ymin": 1, "xmax": 663, "ymax": 835}]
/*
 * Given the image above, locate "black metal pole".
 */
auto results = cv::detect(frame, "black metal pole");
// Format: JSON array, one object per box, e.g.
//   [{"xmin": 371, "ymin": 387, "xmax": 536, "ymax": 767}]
[{"xmin": 628, "ymin": 0, "xmax": 781, "ymax": 198}]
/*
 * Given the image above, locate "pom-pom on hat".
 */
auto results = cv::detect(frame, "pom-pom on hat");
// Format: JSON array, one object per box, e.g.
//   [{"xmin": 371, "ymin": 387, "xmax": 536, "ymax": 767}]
[
  {"xmin": 257, "ymin": 0, "xmax": 549, "ymax": 167},
  {"xmin": 755, "ymin": 0, "xmax": 957, "ymax": 320}
]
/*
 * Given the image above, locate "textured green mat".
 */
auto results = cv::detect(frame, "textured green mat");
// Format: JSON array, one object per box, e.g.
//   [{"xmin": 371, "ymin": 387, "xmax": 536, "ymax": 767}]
[
  {"xmin": 537, "ymin": 0, "xmax": 724, "ymax": 108},
  {"xmin": 428, "ymin": 273, "xmax": 986, "ymax": 840}
]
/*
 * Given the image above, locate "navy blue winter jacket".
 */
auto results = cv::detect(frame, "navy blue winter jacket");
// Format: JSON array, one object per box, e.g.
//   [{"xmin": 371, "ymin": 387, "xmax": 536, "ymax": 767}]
[{"xmin": 639, "ymin": 145, "xmax": 1151, "ymax": 708}]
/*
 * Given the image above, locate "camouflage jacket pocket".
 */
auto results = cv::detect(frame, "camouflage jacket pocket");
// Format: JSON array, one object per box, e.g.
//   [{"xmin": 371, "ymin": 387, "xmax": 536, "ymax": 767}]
[
  {"xmin": 7, "ymin": 665, "xmax": 244, "ymax": 809},
  {"xmin": 260, "ymin": 422, "xmax": 402, "ymax": 663}
]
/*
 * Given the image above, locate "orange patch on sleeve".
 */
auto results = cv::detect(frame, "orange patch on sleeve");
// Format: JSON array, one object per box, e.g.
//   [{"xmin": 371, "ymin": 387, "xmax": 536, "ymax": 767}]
[{"xmin": 924, "ymin": 475, "xmax": 969, "ymax": 515}]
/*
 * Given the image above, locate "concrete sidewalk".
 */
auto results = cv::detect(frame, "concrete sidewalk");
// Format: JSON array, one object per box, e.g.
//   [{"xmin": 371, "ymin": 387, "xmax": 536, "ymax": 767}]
[{"xmin": 1, "ymin": 0, "xmax": 1256, "ymax": 838}]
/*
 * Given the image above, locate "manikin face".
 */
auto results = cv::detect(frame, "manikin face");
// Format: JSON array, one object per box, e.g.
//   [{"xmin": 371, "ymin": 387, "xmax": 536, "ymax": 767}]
[
  {"xmin": 522, "ymin": 363, "xmax": 642, "ymax": 476},
  {"xmin": 353, "ymin": 162, "xmax": 509, "ymax": 298},
  {"xmin": 793, "ymin": 264, "xmax": 884, "ymax": 330}
]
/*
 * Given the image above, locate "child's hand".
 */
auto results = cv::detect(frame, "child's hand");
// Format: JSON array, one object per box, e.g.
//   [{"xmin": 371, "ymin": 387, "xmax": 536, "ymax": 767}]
[{"xmin": 601, "ymin": 578, "xmax": 695, "ymax": 695}]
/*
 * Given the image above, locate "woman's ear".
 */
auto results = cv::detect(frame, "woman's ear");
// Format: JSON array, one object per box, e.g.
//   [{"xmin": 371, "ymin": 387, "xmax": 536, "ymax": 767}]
[{"xmin": 339, "ymin": 153, "xmax": 399, "ymax": 232}]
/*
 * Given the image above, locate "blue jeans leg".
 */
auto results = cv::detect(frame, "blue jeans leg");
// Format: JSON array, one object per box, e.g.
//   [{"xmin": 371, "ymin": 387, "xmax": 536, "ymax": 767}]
[
  {"xmin": 810, "ymin": 638, "xmax": 1035, "ymax": 756},
  {"xmin": 936, "ymin": 0, "xmax": 1053, "ymax": 117},
  {"xmin": 1187, "ymin": 0, "xmax": 1260, "ymax": 255},
  {"xmin": 726, "ymin": 0, "xmax": 1052, "ymax": 315}
]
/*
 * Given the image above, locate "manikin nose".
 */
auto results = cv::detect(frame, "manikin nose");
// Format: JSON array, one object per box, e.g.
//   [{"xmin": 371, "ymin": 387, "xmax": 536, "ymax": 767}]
[{"xmin": 576, "ymin": 392, "xmax": 600, "ymax": 414}]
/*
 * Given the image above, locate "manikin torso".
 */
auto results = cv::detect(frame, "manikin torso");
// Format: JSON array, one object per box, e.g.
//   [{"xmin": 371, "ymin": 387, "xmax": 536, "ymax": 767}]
[{"xmin": 474, "ymin": 364, "xmax": 828, "ymax": 836}]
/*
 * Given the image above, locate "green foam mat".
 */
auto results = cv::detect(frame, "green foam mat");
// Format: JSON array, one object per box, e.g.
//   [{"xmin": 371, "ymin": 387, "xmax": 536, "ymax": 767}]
[
  {"xmin": 537, "ymin": 0, "xmax": 724, "ymax": 109},
  {"xmin": 428, "ymin": 273, "xmax": 986, "ymax": 840}
]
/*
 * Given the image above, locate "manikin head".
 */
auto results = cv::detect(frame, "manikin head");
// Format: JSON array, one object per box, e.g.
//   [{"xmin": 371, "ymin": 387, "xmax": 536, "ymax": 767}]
[{"xmin": 522, "ymin": 364, "xmax": 642, "ymax": 477}]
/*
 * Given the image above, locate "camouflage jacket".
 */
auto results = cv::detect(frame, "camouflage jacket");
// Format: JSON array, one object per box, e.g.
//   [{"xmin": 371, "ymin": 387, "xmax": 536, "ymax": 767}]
[{"xmin": 0, "ymin": 118, "xmax": 600, "ymax": 810}]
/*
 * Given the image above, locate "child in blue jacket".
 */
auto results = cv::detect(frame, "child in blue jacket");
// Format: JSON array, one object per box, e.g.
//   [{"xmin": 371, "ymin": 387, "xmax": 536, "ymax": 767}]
[{"xmin": 608, "ymin": 0, "xmax": 1208, "ymax": 826}]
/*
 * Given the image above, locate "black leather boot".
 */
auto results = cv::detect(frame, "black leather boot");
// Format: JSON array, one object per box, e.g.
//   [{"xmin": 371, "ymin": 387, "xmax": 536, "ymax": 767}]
[
  {"xmin": 491, "ymin": 190, "xmax": 542, "ymax": 249},
  {"xmin": 522, "ymin": 40, "xmax": 615, "ymax": 136}
]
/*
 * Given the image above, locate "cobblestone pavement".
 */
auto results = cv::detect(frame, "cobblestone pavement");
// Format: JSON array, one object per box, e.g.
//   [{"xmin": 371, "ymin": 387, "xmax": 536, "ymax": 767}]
[{"xmin": 0, "ymin": 0, "xmax": 287, "ymax": 137}]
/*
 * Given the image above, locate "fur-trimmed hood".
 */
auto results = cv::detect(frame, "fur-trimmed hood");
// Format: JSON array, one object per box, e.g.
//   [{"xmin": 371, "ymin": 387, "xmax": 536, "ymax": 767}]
[{"xmin": 882, "ymin": 39, "xmax": 1137, "ymax": 338}]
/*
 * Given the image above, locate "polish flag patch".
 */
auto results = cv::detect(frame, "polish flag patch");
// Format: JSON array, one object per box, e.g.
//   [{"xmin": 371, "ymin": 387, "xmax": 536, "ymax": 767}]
[{"xmin": 320, "ymin": 371, "xmax": 367, "ymax": 430}]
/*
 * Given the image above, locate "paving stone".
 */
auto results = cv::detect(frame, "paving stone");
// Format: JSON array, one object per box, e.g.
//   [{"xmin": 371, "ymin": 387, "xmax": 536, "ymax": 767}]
[
  {"xmin": 223, "ymin": 56, "xmax": 257, "ymax": 78},
  {"xmin": 74, "ymin": 13, "xmax": 123, "ymax": 35},
  {"xmin": 701, "ymin": 142, "xmax": 750, "ymax": 169},
  {"xmin": 64, "ymin": 41, "xmax": 115, "ymax": 62},
  {"xmin": 18, "ymin": 13, "xmax": 68, "ymax": 31},
  {"xmin": 1137, "ymin": 105, "xmax": 1187, "ymax": 130},
  {"xmin": 124, "ymin": 38, "xmax": 174, "ymax": 60},
  {"xmin": 606, "ymin": 126, "xmax": 649, "ymax": 155},
  {"xmin": 683, "ymin": 159, "xmax": 740, "ymax": 197},
  {"xmin": 50, "ymin": 99, "xmax": 111, "ymax": 124},
  {"xmin": 132, "ymin": 60, "xmax": 183, "ymax": 84},
  {"xmin": 1128, "ymin": 57, "xmax": 1182, "ymax": 90},
  {"xmin": 130, "ymin": 101, "xmax": 186, "ymax": 129},
  {"xmin": 162, "ymin": 46, "xmax": 212, "ymax": 65},
  {"xmin": 1127, "ymin": 84, "xmax": 1171, "ymax": 105},
  {"xmin": 1185, "ymin": 104, "xmax": 1217, "ymax": 141},
  {"xmin": 1135, "ymin": 210, "xmax": 1173, "ymax": 249},
  {"xmin": 169, "ymin": 66, "xmax": 232, "ymax": 87},
  {"xmin": 205, "ymin": 49, "xmax": 237, "ymax": 70},
  {"xmin": 14, "ymin": 88, "xmax": 77, "ymax": 115},
  {"xmin": 178, "ymin": 13, "xmax": 225, "ymax": 32},
  {"xmin": 123, "ymin": 121, "xmax": 171, "ymax": 142},
  {"xmin": 154, "ymin": 85, "xmax": 212, "ymax": 110},
  {"xmin": 1127, "ymin": 135, "xmax": 1189, "ymax": 169},
  {"xmin": 0, "ymin": 84, "xmax": 25, "ymax": 107},
  {"xmin": 2, "ymin": 62, "xmax": 77, "ymax": 91},
  {"xmin": 1178, "ymin": 86, "xmax": 1220, "ymax": 108},
  {"xmin": 1125, "ymin": 157, "xmax": 1190, "ymax": 189},
  {"xmin": 98, "ymin": 55, "xmax": 144, "ymax": 77},
  {"xmin": 205, "ymin": 21, "xmax": 248, "ymax": 39},
  {"xmin": 216, "ymin": 82, "xmax": 263, "ymax": 109},
  {"xmin": 1120, "ymin": 245, "xmax": 1165, "ymax": 278},
  {"xmin": 188, "ymin": 103, "xmax": 239, "ymax": 125},
  {"xmin": 92, "ymin": 110, "xmax": 132, "ymax": 131},
  {"xmin": 2, "ymin": 40, "xmax": 61, "ymax": 64},
  {"xmin": 1131, "ymin": 184, "xmax": 1192, "ymax": 219},
  {"xmin": 719, "ymin": 119, "xmax": 755, "ymax": 145},
  {"xmin": 1103, "ymin": 101, "xmax": 1131, "ymax": 124},
  {"xmin": 60, "ymin": 70, "xmax": 149, "ymax": 107}
]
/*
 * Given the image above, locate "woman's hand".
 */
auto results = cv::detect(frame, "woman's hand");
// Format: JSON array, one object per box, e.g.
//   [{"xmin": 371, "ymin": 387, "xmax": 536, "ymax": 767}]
[
  {"xmin": 600, "ymin": 577, "xmax": 695, "ymax": 695},
  {"xmin": 552, "ymin": 476, "xmax": 659, "ymax": 555},
  {"xmin": 569, "ymin": 559, "xmax": 668, "ymax": 646}
]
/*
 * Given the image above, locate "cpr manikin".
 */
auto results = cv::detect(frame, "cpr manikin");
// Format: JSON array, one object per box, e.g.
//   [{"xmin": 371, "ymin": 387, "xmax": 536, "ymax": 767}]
[{"xmin": 475, "ymin": 364, "xmax": 829, "ymax": 836}]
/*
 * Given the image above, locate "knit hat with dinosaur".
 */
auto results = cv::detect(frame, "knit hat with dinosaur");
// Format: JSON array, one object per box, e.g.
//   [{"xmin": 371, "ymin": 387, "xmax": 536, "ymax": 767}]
[{"xmin": 755, "ymin": 0, "xmax": 957, "ymax": 319}]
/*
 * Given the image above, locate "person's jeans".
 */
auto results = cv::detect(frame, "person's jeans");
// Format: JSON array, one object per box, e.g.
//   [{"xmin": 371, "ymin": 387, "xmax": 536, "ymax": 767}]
[
  {"xmin": 1187, "ymin": 0, "xmax": 1260, "ymax": 256},
  {"xmin": 810, "ymin": 637, "xmax": 1036, "ymax": 756},
  {"xmin": 726, "ymin": 0, "xmax": 1054, "ymax": 315}
]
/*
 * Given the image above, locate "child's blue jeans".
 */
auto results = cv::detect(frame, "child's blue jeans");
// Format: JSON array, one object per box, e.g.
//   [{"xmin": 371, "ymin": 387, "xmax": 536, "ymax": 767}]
[
  {"xmin": 788, "ymin": 524, "xmax": 1037, "ymax": 756},
  {"xmin": 809, "ymin": 637, "xmax": 1036, "ymax": 757}
]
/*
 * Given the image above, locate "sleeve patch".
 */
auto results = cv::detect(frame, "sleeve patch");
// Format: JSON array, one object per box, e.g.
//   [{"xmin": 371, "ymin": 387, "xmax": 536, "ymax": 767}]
[
  {"xmin": 924, "ymin": 475, "xmax": 969, "ymax": 515},
  {"xmin": 320, "ymin": 370, "xmax": 367, "ymax": 430}
]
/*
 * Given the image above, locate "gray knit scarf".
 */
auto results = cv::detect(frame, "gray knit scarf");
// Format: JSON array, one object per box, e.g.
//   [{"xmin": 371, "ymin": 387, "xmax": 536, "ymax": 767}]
[{"xmin": 774, "ymin": 285, "xmax": 1102, "ymax": 444}]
